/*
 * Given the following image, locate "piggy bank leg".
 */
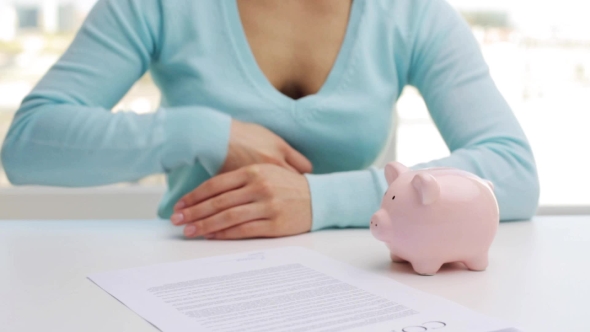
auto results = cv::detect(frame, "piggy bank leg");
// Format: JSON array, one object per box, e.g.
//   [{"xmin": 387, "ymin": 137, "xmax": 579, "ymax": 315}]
[
  {"xmin": 410, "ymin": 260, "xmax": 443, "ymax": 276},
  {"xmin": 464, "ymin": 255, "xmax": 489, "ymax": 272},
  {"xmin": 390, "ymin": 253, "xmax": 407, "ymax": 263}
]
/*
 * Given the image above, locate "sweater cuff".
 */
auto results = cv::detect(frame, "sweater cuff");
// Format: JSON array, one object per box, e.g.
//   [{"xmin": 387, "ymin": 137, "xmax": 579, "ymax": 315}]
[
  {"xmin": 160, "ymin": 106, "xmax": 231, "ymax": 175},
  {"xmin": 305, "ymin": 167, "xmax": 388, "ymax": 231}
]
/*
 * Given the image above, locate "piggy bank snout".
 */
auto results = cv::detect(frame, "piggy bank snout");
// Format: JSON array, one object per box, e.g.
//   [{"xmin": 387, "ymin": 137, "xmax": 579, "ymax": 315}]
[
  {"xmin": 370, "ymin": 209, "xmax": 390, "ymax": 240},
  {"xmin": 370, "ymin": 209, "xmax": 388, "ymax": 226}
]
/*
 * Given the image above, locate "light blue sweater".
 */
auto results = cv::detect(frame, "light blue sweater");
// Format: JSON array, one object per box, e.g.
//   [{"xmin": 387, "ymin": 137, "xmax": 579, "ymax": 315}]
[{"xmin": 1, "ymin": 0, "xmax": 539, "ymax": 230}]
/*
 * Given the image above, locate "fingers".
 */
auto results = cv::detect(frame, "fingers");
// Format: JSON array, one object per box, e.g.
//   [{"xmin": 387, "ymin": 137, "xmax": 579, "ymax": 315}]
[
  {"xmin": 280, "ymin": 161, "xmax": 299, "ymax": 173},
  {"xmin": 183, "ymin": 204, "xmax": 267, "ymax": 238},
  {"xmin": 174, "ymin": 169, "xmax": 249, "ymax": 211},
  {"xmin": 207, "ymin": 220, "xmax": 271, "ymax": 240},
  {"xmin": 172, "ymin": 187, "xmax": 257, "ymax": 226},
  {"xmin": 285, "ymin": 147, "xmax": 313, "ymax": 174}
]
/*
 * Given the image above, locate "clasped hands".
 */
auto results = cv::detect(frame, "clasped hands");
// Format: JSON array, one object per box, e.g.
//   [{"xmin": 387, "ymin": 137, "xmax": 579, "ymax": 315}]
[{"xmin": 170, "ymin": 120, "xmax": 313, "ymax": 240}]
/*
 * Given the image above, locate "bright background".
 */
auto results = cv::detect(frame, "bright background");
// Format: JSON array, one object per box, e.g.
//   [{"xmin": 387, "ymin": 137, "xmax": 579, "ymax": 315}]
[{"xmin": 0, "ymin": 0, "xmax": 589, "ymax": 214}]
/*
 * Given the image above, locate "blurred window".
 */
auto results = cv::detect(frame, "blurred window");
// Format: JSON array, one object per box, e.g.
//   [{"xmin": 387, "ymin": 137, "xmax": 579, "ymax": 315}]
[{"xmin": 0, "ymin": 0, "xmax": 588, "ymax": 206}]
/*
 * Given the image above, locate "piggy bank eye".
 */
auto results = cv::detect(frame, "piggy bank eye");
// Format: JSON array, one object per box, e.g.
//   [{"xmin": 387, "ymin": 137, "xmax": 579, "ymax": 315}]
[{"xmin": 392, "ymin": 196, "xmax": 396, "ymax": 200}]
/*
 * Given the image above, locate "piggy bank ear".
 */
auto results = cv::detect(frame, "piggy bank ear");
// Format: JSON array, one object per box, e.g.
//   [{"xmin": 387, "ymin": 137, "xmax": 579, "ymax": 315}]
[
  {"xmin": 384, "ymin": 162, "xmax": 409, "ymax": 184},
  {"xmin": 411, "ymin": 173, "xmax": 440, "ymax": 205},
  {"xmin": 485, "ymin": 180, "xmax": 495, "ymax": 191}
]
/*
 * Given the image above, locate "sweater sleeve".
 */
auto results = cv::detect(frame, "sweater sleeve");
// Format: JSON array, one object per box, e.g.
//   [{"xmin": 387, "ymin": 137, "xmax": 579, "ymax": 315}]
[
  {"xmin": 1, "ymin": 0, "xmax": 231, "ymax": 186},
  {"xmin": 305, "ymin": 0, "xmax": 539, "ymax": 231}
]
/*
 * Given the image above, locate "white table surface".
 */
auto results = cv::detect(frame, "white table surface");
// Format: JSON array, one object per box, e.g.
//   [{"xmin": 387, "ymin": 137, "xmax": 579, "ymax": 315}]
[{"xmin": 1, "ymin": 216, "xmax": 588, "ymax": 332}]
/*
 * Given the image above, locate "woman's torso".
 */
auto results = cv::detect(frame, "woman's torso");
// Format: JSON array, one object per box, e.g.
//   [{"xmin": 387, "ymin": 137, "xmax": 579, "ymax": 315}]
[{"xmin": 151, "ymin": 0, "xmax": 411, "ymax": 216}]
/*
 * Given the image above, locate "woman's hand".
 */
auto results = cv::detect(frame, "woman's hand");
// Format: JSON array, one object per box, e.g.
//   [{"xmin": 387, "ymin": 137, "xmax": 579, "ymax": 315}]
[
  {"xmin": 171, "ymin": 164, "xmax": 312, "ymax": 239},
  {"xmin": 220, "ymin": 120, "xmax": 313, "ymax": 174}
]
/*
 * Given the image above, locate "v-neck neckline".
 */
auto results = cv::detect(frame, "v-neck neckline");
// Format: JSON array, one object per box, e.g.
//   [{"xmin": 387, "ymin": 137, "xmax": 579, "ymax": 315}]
[{"xmin": 222, "ymin": 0, "xmax": 364, "ymax": 108}]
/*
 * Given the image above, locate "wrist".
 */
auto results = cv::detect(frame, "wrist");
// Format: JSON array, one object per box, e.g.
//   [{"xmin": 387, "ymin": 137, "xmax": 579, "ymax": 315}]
[{"xmin": 304, "ymin": 168, "xmax": 387, "ymax": 231}]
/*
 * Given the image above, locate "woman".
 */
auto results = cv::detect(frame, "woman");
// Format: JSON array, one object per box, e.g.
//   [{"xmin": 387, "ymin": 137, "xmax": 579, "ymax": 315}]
[{"xmin": 1, "ymin": 0, "xmax": 539, "ymax": 239}]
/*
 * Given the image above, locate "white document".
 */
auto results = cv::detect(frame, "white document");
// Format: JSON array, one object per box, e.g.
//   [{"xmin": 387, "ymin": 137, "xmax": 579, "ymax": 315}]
[{"xmin": 88, "ymin": 247, "xmax": 521, "ymax": 332}]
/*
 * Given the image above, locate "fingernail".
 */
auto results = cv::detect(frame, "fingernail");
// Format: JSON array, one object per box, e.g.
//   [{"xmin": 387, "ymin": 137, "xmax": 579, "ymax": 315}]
[
  {"xmin": 174, "ymin": 201, "xmax": 185, "ymax": 210},
  {"xmin": 171, "ymin": 213, "xmax": 184, "ymax": 225},
  {"xmin": 184, "ymin": 225, "xmax": 196, "ymax": 237}
]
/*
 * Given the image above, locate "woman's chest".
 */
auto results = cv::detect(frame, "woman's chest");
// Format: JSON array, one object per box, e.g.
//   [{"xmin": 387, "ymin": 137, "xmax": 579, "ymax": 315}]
[{"xmin": 236, "ymin": 0, "xmax": 352, "ymax": 100}]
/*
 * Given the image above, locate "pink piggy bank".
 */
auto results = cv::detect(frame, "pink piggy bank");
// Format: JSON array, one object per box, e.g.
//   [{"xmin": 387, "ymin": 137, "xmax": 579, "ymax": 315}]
[{"xmin": 370, "ymin": 162, "xmax": 499, "ymax": 276}]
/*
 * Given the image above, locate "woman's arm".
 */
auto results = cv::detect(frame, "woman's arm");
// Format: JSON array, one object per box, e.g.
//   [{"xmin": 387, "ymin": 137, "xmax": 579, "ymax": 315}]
[
  {"xmin": 1, "ymin": 0, "xmax": 231, "ymax": 186},
  {"xmin": 305, "ymin": 0, "xmax": 539, "ymax": 230},
  {"xmin": 407, "ymin": 0, "xmax": 539, "ymax": 221}
]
